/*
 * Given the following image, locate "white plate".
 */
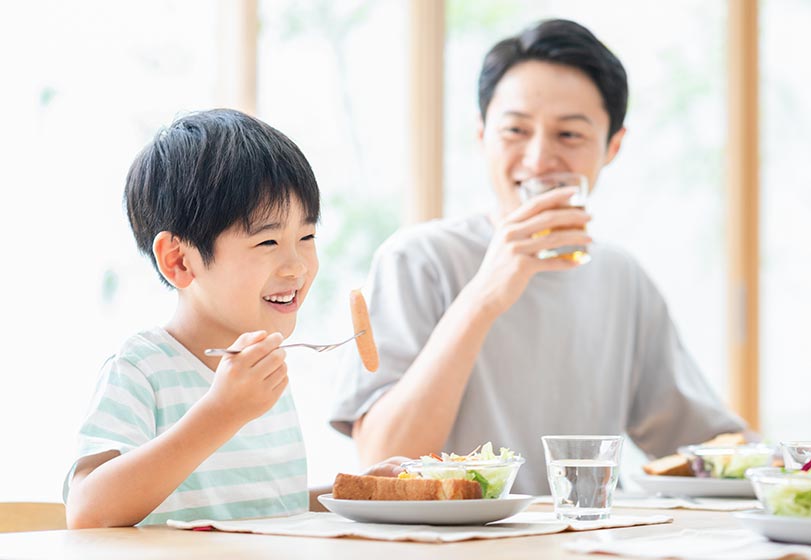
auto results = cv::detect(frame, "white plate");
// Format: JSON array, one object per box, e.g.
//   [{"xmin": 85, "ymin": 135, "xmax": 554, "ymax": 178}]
[
  {"xmin": 317, "ymin": 494, "xmax": 534, "ymax": 525},
  {"xmin": 734, "ymin": 510, "xmax": 811, "ymax": 544},
  {"xmin": 631, "ymin": 473, "xmax": 755, "ymax": 498}
]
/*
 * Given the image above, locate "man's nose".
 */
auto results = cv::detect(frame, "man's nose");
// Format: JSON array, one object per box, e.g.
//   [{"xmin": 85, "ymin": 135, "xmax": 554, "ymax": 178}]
[{"xmin": 522, "ymin": 133, "xmax": 562, "ymax": 176}]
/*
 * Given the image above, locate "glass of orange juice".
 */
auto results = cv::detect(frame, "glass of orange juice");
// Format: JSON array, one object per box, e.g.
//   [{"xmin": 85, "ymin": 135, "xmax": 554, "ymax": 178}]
[{"xmin": 519, "ymin": 171, "xmax": 590, "ymax": 264}]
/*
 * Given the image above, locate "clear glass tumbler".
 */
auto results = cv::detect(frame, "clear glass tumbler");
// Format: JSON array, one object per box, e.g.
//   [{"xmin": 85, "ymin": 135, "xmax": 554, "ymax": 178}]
[
  {"xmin": 542, "ymin": 435, "xmax": 623, "ymax": 521},
  {"xmin": 519, "ymin": 171, "xmax": 591, "ymax": 264}
]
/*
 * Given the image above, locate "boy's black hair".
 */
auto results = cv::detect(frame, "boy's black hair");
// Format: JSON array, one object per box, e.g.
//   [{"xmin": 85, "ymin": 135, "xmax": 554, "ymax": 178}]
[
  {"xmin": 478, "ymin": 19, "xmax": 628, "ymax": 141},
  {"xmin": 124, "ymin": 109, "xmax": 320, "ymax": 287}
]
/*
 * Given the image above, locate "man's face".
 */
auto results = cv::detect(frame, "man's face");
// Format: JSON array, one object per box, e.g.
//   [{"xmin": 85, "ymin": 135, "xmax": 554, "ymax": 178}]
[
  {"xmin": 479, "ymin": 60, "xmax": 625, "ymax": 216},
  {"xmin": 183, "ymin": 196, "xmax": 319, "ymax": 343}
]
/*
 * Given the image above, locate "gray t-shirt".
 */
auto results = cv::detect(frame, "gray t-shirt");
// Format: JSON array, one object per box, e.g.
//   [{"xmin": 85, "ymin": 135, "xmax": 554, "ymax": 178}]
[{"xmin": 329, "ymin": 214, "xmax": 745, "ymax": 494}]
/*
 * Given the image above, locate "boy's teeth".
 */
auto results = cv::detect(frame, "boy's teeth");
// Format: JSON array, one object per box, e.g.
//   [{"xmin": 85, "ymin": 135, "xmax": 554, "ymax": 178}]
[{"xmin": 265, "ymin": 292, "xmax": 295, "ymax": 303}]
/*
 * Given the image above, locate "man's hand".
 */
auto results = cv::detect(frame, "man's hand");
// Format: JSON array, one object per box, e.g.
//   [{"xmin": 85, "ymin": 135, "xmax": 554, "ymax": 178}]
[
  {"xmin": 362, "ymin": 456, "xmax": 412, "ymax": 477},
  {"xmin": 470, "ymin": 186, "xmax": 592, "ymax": 318},
  {"xmin": 204, "ymin": 330, "xmax": 289, "ymax": 427}
]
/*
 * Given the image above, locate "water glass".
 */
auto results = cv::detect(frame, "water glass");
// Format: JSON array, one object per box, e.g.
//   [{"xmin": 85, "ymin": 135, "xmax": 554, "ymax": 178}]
[
  {"xmin": 542, "ymin": 435, "xmax": 623, "ymax": 521},
  {"xmin": 519, "ymin": 171, "xmax": 591, "ymax": 264}
]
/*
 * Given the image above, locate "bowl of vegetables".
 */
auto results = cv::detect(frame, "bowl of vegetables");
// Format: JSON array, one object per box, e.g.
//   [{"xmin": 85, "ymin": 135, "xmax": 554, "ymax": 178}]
[
  {"xmin": 401, "ymin": 442, "xmax": 524, "ymax": 499},
  {"xmin": 746, "ymin": 467, "xmax": 811, "ymax": 517},
  {"xmin": 677, "ymin": 443, "xmax": 775, "ymax": 479}
]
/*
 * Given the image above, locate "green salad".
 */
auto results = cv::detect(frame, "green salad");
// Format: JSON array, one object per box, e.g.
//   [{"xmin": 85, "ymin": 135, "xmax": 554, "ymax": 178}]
[
  {"xmin": 417, "ymin": 442, "xmax": 523, "ymax": 499},
  {"xmin": 765, "ymin": 470, "xmax": 811, "ymax": 517},
  {"xmin": 702, "ymin": 452, "xmax": 772, "ymax": 479}
]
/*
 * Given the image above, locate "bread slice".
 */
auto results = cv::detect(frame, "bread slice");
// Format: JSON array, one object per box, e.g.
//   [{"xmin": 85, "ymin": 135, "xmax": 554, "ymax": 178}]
[
  {"xmin": 333, "ymin": 473, "xmax": 483, "ymax": 501},
  {"xmin": 642, "ymin": 453, "xmax": 692, "ymax": 477}
]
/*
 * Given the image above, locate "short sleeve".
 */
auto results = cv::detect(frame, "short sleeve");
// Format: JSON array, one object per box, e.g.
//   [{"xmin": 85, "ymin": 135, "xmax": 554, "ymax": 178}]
[
  {"xmin": 329, "ymin": 235, "xmax": 445, "ymax": 436},
  {"xmin": 63, "ymin": 356, "xmax": 157, "ymax": 500},
  {"xmin": 626, "ymin": 271, "xmax": 746, "ymax": 457}
]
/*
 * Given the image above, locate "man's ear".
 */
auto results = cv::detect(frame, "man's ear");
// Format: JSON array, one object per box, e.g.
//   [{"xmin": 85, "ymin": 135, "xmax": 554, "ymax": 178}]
[
  {"xmin": 603, "ymin": 127, "xmax": 626, "ymax": 166},
  {"xmin": 152, "ymin": 232, "xmax": 195, "ymax": 289}
]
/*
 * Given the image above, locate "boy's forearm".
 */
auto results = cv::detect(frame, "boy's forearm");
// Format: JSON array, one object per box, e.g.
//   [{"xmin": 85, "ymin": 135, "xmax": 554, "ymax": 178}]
[
  {"xmin": 67, "ymin": 397, "xmax": 244, "ymax": 528},
  {"xmin": 354, "ymin": 285, "xmax": 497, "ymax": 464}
]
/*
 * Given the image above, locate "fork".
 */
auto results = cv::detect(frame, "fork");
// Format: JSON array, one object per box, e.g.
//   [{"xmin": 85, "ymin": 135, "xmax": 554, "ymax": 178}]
[{"xmin": 203, "ymin": 331, "xmax": 365, "ymax": 357}]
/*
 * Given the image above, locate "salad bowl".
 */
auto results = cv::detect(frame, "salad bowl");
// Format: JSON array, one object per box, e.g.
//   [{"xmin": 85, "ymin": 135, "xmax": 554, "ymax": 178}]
[
  {"xmin": 677, "ymin": 443, "xmax": 775, "ymax": 479},
  {"xmin": 400, "ymin": 442, "xmax": 525, "ymax": 499}
]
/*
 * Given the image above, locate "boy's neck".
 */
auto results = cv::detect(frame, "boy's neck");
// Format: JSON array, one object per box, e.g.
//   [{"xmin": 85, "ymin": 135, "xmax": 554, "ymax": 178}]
[{"xmin": 165, "ymin": 307, "xmax": 233, "ymax": 373}]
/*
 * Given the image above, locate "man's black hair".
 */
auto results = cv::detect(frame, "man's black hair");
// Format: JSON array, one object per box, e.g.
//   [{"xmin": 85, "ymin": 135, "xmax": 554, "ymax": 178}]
[
  {"xmin": 124, "ymin": 108, "xmax": 320, "ymax": 287},
  {"xmin": 478, "ymin": 19, "xmax": 628, "ymax": 140}
]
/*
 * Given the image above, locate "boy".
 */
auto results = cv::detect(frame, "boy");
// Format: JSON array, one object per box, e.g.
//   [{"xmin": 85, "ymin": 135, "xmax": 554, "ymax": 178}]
[{"xmin": 65, "ymin": 109, "xmax": 402, "ymax": 528}]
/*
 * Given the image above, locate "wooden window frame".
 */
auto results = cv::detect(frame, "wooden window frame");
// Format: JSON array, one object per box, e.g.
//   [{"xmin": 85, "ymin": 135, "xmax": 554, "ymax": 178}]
[{"xmin": 727, "ymin": 0, "xmax": 760, "ymax": 430}]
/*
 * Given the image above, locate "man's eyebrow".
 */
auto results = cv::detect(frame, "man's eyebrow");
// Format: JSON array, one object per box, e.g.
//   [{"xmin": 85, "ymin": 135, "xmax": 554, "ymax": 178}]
[
  {"xmin": 499, "ymin": 111, "xmax": 594, "ymax": 126},
  {"xmin": 558, "ymin": 114, "xmax": 594, "ymax": 125}
]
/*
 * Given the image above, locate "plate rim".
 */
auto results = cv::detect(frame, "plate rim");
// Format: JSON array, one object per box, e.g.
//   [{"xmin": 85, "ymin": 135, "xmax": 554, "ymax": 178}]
[
  {"xmin": 318, "ymin": 493, "xmax": 534, "ymax": 506},
  {"xmin": 316, "ymin": 493, "xmax": 534, "ymax": 525},
  {"xmin": 630, "ymin": 473, "xmax": 755, "ymax": 497},
  {"xmin": 631, "ymin": 473, "xmax": 752, "ymax": 485},
  {"xmin": 733, "ymin": 509, "xmax": 811, "ymax": 525}
]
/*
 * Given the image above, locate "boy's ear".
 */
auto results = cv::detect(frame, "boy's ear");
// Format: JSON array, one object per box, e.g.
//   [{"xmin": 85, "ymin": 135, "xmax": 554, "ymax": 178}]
[{"xmin": 152, "ymin": 232, "xmax": 195, "ymax": 289}]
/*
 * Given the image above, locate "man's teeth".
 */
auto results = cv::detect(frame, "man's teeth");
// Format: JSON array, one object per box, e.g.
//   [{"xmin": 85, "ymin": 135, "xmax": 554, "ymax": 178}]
[{"xmin": 264, "ymin": 292, "xmax": 296, "ymax": 304}]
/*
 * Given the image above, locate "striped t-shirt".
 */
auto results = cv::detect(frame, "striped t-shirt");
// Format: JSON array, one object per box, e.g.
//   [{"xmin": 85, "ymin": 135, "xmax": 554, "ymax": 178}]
[{"xmin": 64, "ymin": 328, "xmax": 308, "ymax": 525}]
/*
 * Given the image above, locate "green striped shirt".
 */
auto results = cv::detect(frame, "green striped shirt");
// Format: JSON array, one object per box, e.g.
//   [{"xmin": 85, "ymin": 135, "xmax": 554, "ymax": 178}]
[{"xmin": 64, "ymin": 328, "xmax": 308, "ymax": 525}]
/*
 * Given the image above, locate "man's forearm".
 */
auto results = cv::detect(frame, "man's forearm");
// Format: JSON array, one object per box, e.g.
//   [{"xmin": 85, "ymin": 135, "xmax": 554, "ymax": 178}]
[
  {"xmin": 309, "ymin": 484, "xmax": 332, "ymax": 512},
  {"xmin": 354, "ymin": 285, "xmax": 498, "ymax": 464}
]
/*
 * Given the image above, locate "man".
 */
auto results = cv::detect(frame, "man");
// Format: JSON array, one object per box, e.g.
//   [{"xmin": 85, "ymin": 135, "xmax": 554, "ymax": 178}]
[{"xmin": 329, "ymin": 19, "xmax": 745, "ymax": 494}]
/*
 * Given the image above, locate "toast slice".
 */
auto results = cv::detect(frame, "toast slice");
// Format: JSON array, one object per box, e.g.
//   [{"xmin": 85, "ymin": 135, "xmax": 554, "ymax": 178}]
[
  {"xmin": 333, "ymin": 473, "xmax": 483, "ymax": 500},
  {"xmin": 642, "ymin": 453, "xmax": 692, "ymax": 476}
]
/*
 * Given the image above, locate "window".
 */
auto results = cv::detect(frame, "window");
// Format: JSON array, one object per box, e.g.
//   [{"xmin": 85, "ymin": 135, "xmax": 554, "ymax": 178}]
[
  {"xmin": 0, "ymin": 0, "xmax": 220, "ymax": 501},
  {"xmin": 760, "ymin": 0, "xmax": 811, "ymax": 439}
]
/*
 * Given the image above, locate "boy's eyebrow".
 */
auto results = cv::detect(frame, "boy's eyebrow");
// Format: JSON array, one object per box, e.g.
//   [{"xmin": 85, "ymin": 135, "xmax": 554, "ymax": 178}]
[
  {"xmin": 248, "ymin": 217, "xmax": 318, "ymax": 235},
  {"xmin": 248, "ymin": 222, "xmax": 282, "ymax": 235}
]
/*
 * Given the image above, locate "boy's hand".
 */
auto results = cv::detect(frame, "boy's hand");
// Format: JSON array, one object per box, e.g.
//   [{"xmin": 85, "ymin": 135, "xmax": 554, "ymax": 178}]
[
  {"xmin": 362, "ymin": 456, "xmax": 411, "ymax": 477},
  {"xmin": 469, "ymin": 186, "xmax": 592, "ymax": 318},
  {"xmin": 205, "ymin": 330, "xmax": 289, "ymax": 427}
]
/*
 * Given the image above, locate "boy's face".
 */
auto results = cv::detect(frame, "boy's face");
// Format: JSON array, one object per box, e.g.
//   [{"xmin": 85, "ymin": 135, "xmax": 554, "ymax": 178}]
[
  {"xmin": 184, "ymin": 196, "xmax": 318, "ymax": 341},
  {"xmin": 478, "ymin": 60, "xmax": 625, "ymax": 217}
]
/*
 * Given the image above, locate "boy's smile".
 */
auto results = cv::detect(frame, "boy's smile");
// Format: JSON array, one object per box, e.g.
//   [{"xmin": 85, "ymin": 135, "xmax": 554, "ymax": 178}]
[
  {"xmin": 263, "ymin": 289, "xmax": 300, "ymax": 312},
  {"xmin": 164, "ymin": 196, "xmax": 318, "ymax": 361}
]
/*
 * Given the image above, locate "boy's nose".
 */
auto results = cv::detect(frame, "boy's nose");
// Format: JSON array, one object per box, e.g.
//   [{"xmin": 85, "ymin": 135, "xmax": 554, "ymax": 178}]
[{"xmin": 278, "ymin": 254, "xmax": 307, "ymax": 278}]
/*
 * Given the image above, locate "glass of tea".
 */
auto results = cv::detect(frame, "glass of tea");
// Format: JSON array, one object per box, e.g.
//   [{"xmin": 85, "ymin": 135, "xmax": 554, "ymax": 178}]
[{"xmin": 519, "ymin": 171, "xmax": 590, "ymax": 264}]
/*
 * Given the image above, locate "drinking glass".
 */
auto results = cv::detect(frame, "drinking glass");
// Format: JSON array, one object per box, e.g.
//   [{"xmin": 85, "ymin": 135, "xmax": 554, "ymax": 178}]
[
  {"xmin": 519, "ymin": 171, "xmax": 591, "ymax": 264},
  {"xmin": 542, "ymin": 435, "xmax": 623, "ymax": 521},
  {"xmin": 780, "ymin": 441, "xmax": 811, "ymax": 469}
]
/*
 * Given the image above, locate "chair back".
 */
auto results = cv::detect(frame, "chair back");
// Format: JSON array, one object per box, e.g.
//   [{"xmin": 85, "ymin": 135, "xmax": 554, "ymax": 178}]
[{"xmin": 0, "ymin": 502, "xmax": 67, "ymax": 532}]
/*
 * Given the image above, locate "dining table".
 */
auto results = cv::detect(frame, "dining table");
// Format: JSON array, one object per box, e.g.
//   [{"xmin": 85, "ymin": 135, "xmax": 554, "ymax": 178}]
[{"xmin": 0, "ymin": 501, "xmax": 757, "ymax": 560}]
